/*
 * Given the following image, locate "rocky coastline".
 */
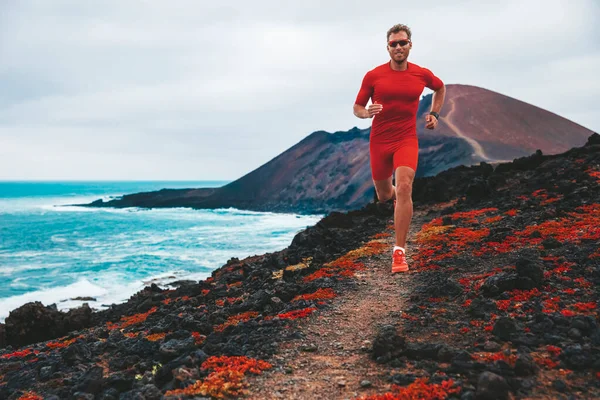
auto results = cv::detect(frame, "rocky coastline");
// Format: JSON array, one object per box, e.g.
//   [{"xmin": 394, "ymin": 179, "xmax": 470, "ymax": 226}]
[{"xmin": 1, "ymin": 133, "xmax": 598, "ymax": 399}]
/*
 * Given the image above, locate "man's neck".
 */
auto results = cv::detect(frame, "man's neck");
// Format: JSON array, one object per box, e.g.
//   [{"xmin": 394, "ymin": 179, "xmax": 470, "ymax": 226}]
[{"xmin": 390, "ymin": 59, "xmax": 408, "ymax": 71}]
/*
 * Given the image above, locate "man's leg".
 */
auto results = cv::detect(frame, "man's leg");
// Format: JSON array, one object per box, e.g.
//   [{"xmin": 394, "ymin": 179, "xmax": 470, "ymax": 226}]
[
  {"xmin": 373, "ymin": 176, "xmax": 396, "ymax": 203},
  {"xmin": 393, "ymin": 166, "xmax": 415, "ymax": 248}
]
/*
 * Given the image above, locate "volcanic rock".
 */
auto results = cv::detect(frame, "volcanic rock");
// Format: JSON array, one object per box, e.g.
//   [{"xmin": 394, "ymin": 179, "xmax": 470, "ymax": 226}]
[
  {"xmin": 492, "ymin": 317, "xmax": 518, "ymax": 341},
  {"xmin": 372, "ymin": 325, "xmax": 406, "ymax": 362},
  {"xmin": 480, "ymin": 273, "xmax": 519, "ymax": 296},
  {"xmin": 514, "ymin": 252, "xmax": 544, "ymax": 287},
  {"xmin": 4, "ymin": 302, "xmax": 93, "ymax": 347},
  {"xmin": 468, "ymin": 298, "xmax": 498, "ymax": 318},
  {"xmin": 561, "ymin": 344, "xmax": 596, "ymax": 370},
  {"xmin": 159, "ymin": 338, "xmax": 196, "ymax": 361},
  {"xmin": 514, "ymin": 353, "xmax": 538, "ymax": 376},
  {"xmin": 476, "ymin": 371, "xmax": 510, "ymax": 400}
]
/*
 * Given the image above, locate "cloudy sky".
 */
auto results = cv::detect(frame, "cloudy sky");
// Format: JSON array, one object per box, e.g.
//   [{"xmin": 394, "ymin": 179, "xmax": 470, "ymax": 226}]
[{"xmin": 1, "ymin": 0, "xmax": 598, "ymax": 180}]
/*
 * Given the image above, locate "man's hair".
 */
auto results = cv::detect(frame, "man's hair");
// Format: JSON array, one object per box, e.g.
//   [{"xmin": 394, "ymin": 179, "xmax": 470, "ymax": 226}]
[{"xmin": 386, "ymin": 24, "xmax": 412, "ymax": 41}]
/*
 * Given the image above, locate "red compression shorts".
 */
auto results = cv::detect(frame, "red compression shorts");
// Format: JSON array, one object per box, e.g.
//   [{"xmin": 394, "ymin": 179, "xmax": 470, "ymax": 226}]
[{"xmin": 369, "ymin": 135, "xmax": 418, "ymax": 181}]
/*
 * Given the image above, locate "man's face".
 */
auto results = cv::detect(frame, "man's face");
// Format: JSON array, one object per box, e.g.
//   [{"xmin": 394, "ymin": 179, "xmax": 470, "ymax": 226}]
[{"xmin": 387, "ymin": 31, "xmax": 412, "ymax": 63}]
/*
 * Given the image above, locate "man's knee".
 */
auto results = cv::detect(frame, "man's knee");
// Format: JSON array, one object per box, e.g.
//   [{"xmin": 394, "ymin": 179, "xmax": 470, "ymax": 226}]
[
  {"xmin": 395, "ymin": 180, "xmax": 413, "ymax": 198},
  {"xmin": 376, "ymin": 188, "xmax": 394, "ymax": 203},
  {"xmin": 373, "ymin": 178, "xmax": 394, "ymax": 203}
]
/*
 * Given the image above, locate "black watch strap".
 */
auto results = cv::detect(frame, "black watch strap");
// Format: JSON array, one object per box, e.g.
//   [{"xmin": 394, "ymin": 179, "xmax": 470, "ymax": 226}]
[{"xmin": 429, "ymin": 111, "xmax": 440, "ymax": 119}]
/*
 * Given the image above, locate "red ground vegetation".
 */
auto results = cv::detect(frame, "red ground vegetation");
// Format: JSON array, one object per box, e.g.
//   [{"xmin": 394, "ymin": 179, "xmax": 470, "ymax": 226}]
[
  {"xmin": 106, "ymin": 307, "xmax": 158, "ymax": 330},
  {"xmin": 277, "ymin": 308, "xmax": 317, "ymax": 320},
  {"xmin": 164, "ymin": 356, "xmax": 271, "ymax": 398},
  {"xmin": 46, "ymin": 336, "xmax": 82, "ymax": 349},
  {"xmin": 214, "ymin": 311, "xmax": 260, "ymax": 332},
  {"xmin": 18, "ymin": 392, "xmax": 43, "ymax": 400},
  {"xmin": 303, "ymin": 238, "xmax": 388, "ymax": 282},
  {"xmin": 292, "ymin": 288, "xmax": 336, "ymax": 302},
  {"xmin": 355, "ymin": 378, "xmax": 460, "ymax": 400},
  {"xmin": 0, "ymin": 349, "xmax": 40, "ymax": 360},
  {"xmin": 145, "ymin": 333, "xmax": 167, "ymax": 342}
]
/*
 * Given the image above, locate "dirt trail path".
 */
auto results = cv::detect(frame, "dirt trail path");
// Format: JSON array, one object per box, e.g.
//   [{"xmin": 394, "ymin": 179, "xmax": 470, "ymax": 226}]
[
  {"xmin": 443, "ymin": 97, "xmax": 490, "ymax": 162},
  {"xmin": 247, "ymin": 210, "xmax": 427, "ymax": 400}
]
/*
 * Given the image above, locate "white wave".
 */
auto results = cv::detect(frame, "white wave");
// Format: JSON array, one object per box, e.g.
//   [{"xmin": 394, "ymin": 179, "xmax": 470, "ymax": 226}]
[
  {"xmin": 0, "ymin": 263, "xmax": 62, "ymax": 276},
  {"xmin": 0, "ymin": 270, "xmax": 212, "ymax": 322},
  {"xmin": 50, "ymin": 235, "xmax": 68, "ymax": 243},
  {"xmin": 0, "ymin": 278, "xmax": 107, "ymax": 321}
]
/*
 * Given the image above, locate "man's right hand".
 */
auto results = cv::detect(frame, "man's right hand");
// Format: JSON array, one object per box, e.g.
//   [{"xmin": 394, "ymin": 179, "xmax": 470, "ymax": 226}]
[{"xmin": 367, "ymin": 102, "xmax": 383, "ymax": 118}]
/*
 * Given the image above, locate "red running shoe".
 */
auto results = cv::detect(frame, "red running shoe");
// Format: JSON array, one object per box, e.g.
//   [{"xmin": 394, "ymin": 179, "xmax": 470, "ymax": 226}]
[{"xmin": 392, "ymin": 248, "xmax": 409, "ymax": 273}]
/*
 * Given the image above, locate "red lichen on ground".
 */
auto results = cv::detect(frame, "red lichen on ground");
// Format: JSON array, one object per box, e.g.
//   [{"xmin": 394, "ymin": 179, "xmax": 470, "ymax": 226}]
[
  {"xmin": 355, "ymin": 378, "xmax": 460, "ymax": 400},
  {"xmin": 106, "ymin": 306, "xmax": 158, "ymax": 330},
  {"xmin": 483, "ymin": 216, "xmax": 503, "ymax": 224},
  {"xmin": 145, "ymin": 333, "xmax": 167, "ymax": 342},
  {"xmin": 546, "ymin": 345, "xmax": 562, "ymax": 357},
  {"xmin": 192, "ymin": 331, "xmax": 207, "ymax": 346},
  {"xmin": 226, "ymin": 296, "xmax": 243, "ymax": 304},
  {"xmin": 373, "ymin": 232, "xmax": 392, "ymax": 239},
  {"xmin": 161, "ymin": 295, "xmax": 191, "ymax": 305},
  {"xmin": 303, "ymin": 239, "xmax": 388, "ymax": 282},
  {"xmin": 164, "ymin": 356, "xmax": 271, "ymax": 398},
  {"xmin": 214, "ymin": 311, "xmax": 260, "ymax": 332},
  {"xmin": 277, "ymin": 308, "xmax": 317, "ymax": 320},
  {"xmin": 473, "ymin": 203, "xmax": 600, "ymax": 256},
  {"xmin": 449, "ymin": 207, "xmax": 498, "ymax": 223},
  {"xmin": 585, "ymin": 167, "xmax": 600, "ymax": 183},
  {"xmin": 46, "ymin": 336, "xmax": 82, "ymax": 349},
  {"xmin": 18, "ymin": 392, "xmax": 43, "ymax": 400},
  {"xmin": 0, "ymin": 349, "xmax": 40, "ymax": 360},
  {"xmin": 292, "ymin": 288, "xmax": 336, "ymax": 302},
  {"xmin": 572, "ymin": 302, "xmax": 597, "ymax": 312},
  {"xmin": 472, "ymin": 352, "xmax": 517, "ymax": 367},
  {"xmin": 413, "ymin": 209, "xmax": 499, "ymax": 268}
]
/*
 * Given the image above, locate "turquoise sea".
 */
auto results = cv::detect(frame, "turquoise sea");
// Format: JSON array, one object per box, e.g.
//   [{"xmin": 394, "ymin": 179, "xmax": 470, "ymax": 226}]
[{"xmin": 0, "ymin": 181, "xmax": 322, "ymax": 321}]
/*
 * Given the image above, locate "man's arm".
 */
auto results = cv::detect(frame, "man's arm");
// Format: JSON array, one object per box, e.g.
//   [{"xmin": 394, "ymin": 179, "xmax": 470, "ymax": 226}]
[
  {"xmin": 431, "ymin": 85, "xmax": 446, "ymax": 114},
  {"xmin": 425, "ymin": 85, "xmax": 446, "ymax": 129},
  {"xmin": 353, "ymin": 104, "xmax": 370, "ymax": 119},
  {"xmin": 354, "ymin": 102, "xmax": 383, "ymax": 119}
]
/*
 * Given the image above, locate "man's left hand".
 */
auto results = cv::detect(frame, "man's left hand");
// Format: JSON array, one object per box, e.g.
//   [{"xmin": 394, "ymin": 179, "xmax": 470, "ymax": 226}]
[{"xmin": 425, "ymin": 114, "xmax": 438, "ymax": 130}]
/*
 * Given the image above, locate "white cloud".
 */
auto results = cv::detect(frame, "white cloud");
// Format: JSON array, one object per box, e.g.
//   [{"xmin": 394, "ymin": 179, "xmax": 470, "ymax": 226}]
[{"xmin": 0, "ymin": 0, "xmax": 598, "ymax": 180}]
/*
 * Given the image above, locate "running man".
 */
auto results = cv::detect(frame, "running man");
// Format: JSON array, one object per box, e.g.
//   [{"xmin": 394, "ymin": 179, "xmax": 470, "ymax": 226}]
[{"xmin": 353, "ymin": 24, "xmax": 445, "ymax": 273}]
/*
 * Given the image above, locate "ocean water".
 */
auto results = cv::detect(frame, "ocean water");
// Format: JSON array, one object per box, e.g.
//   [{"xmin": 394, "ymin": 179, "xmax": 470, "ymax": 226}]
[{"xmin": 0, "ymin": 181, "xmax": 322, "ymax": 321}]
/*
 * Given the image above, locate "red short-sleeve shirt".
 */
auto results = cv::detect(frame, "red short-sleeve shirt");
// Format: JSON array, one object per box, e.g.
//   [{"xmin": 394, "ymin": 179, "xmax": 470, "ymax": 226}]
[{"xmin": 355, "ymin": 61, "xmax": 443, "ymax": 143}]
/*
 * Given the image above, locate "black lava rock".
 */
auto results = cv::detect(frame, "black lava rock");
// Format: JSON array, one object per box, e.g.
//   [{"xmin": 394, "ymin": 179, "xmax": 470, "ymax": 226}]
[
  {"xmin": 515, "ymin": 254, "xmax": 544, "ymax": 287},
  {"xmin": 0, "ymin": 323, "xmax": 5, "ymax": 349},
  {"xmin": 541, "ymin": 237, "xmax": 563, "ymax": 249},
  {"xmin": 372, "ymin": 325, "xmax": 406, "ymax": 363},
  {"xmin": 73, "ymin": 366, "xmax": 105, "ymax": 395},
  {"xmin": 159, "ymin": 337, "xmax": 196, "ymax": 361},
  {"xmin": 63, "ymin": 342, "xmax": 93, "ymax": 366},
  {"xmin": 468, "ymin": 298, "xmax": 498, "ymax": 319},
  {"xmin": 476, "ymin": 371, "xmax": 510, "ymax": 400},
  {"xmin": 514, "ymin": 353, "xmax": 538, "ymax": 376},
  {"xmin": 561, "ymin": 344, "xmax": 595, "ymax": 370},
  {"xmin": 493, "ymin": 317, "xmax": 518, "ymax": 341},
  {"xmin": 481, "ymin": 273, "xmax": 519, "ymax": 296}
]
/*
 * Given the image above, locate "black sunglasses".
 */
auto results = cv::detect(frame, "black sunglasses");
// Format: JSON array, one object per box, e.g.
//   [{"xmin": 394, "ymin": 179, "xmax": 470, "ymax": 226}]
[{"xmin": 388, "ymin": 40, "xmax": 411, "ymax": 48}]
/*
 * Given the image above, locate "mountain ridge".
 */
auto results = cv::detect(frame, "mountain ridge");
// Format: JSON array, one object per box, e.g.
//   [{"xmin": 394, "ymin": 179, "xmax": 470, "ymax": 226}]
[{"xmin": 80, "ymin": 84, "xmax": 596, "ymax": 214}]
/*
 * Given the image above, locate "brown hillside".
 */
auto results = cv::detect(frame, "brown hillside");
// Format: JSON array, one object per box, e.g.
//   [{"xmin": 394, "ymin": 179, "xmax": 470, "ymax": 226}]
[
  {"xmin": 84, "ymin": 85, "xmax": 596, "ymax": 213},
  {"xmin": 418, "ymin": 84, "xmax": 594, "ymax": 162}
]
